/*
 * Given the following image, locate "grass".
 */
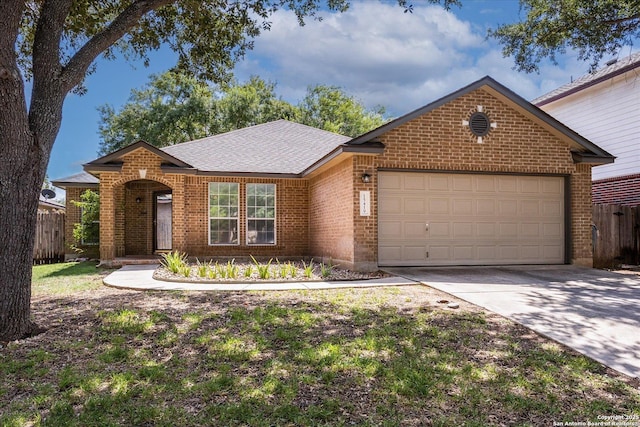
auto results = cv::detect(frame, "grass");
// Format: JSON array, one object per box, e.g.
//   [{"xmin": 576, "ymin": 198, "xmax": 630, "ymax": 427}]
[
  {"xmin": 31, "ymin": 261, "xmax": 114, "ymax": 295},
  {"xmin": 1, "ymin": 265, "xmax": 638, "ymax": 426}
]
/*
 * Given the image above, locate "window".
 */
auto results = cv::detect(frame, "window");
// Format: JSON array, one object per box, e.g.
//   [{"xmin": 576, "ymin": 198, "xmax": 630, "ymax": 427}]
[
  {"xmin": 247, "ymin": 183, "xmax": 275, "ymax": 245},
  {"xmin": 81, "ymin": 211, "xmax": 100, "ymax": 245},
  {"xmin": 209, "ymin": 182, "xmax": 239, "ymax": 245}
]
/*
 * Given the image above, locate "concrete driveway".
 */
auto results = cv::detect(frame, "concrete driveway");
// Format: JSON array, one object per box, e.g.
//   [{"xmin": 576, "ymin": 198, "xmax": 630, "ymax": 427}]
[{"xmin": 385, "ymin": 265, "xmax": 640, "ymax": 379}]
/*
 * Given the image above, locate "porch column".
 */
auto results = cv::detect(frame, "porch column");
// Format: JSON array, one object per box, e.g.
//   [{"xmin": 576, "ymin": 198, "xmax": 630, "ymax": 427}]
[
  {"xmin": 171, "ymin": 177, "xmax": 186, "ymax": 252},
  {"xmin": 99, "ymin": 183, "xmax": 116, "ymax": 261}
]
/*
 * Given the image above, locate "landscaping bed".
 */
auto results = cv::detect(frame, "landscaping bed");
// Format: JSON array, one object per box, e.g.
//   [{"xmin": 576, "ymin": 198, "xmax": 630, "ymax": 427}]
[{"xmin": 153, "ymin": 253, "xmax": 388, "ymax": 283}]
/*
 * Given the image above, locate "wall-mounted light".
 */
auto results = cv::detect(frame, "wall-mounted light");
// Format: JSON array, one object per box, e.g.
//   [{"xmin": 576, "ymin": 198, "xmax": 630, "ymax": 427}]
[
  {"xmin": 361, "ymin": 173, "xmax": 371, "ymax": 183},
  {"xmin": 136, "ymin": 197, "xmax": 142, "ymax": 204}
]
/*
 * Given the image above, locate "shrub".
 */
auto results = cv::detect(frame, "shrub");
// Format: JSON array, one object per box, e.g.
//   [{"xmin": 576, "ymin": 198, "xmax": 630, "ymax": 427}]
[{"xmin": 160, "ymin": 251, "xmax": 188, "ymax": 274}]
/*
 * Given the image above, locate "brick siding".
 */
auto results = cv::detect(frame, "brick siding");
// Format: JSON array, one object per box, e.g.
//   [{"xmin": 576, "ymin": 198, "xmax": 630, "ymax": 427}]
[
  {"xmin": 308, "ymin": 157, "xmax": 355, "ymax": 268},
  {"xmin": 91, "ymin": 87, "xmax": 594, "ymax": 269},
  {"xmin": 592, "ymin": 174, "xmax": 640, "ymax": 207},
  {"xmin": 350, "ymin": 88, "xmax": 593, "ymax": 268}
]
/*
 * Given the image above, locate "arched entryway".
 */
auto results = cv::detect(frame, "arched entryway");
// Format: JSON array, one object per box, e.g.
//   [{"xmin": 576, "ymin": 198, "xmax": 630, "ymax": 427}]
[{"xmin": 123, "ymin": 180, "xmax": 172, "ymax": 256}]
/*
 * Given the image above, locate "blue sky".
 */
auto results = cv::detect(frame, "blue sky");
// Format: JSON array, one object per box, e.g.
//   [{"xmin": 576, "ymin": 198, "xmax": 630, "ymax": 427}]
[{"xmin": 47, "ymin": 0, "xmax": 631, "ymax": 184}]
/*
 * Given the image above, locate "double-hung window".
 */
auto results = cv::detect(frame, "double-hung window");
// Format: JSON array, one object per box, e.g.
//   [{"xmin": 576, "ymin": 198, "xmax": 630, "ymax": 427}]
[
  {"xmin": 208, "ymin": 183, "xmax": 239, "ymax": 245},
  {"xmin": 246, "ymin": 183, "xmax": 275, "ymax": 245}
]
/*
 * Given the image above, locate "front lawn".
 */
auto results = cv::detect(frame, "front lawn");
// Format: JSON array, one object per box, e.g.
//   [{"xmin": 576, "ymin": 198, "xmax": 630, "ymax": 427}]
[{"xmin": 0, "ymin": 265, "xmax": 638, "ymax": 426}]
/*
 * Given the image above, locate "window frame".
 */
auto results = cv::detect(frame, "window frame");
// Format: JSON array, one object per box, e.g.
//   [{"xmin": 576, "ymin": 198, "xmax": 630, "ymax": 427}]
[
  {"xmin": 208, "ymin": 182, "xmax": 240, "ymax": 246},
  {"xmin": 246, "ymin": 183, "xmax": 276, "ymax": 246}
]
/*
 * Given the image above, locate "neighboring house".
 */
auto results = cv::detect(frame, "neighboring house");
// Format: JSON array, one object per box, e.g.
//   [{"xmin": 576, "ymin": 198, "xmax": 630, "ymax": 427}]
[
  {"xmin": 534, "ymin": 52, "xmax": 640, "ymax": 206},
  {"xmin": 52, "ymin": 76, "xmax": 613, "ymax": 270},
  {"xmin": 38, "ymin": 198, "xmax": 65, "ymax": 212}
]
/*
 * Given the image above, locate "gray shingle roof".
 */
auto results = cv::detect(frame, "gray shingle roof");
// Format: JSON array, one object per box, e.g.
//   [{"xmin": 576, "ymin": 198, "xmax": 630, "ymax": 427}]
[
  {"xmin": 51, "ymin": 171, "xmax": 99, "ymax": 187},
  {"xmin": 162, "ymin": 120, "xmax": 351, "ymax": 175},
  {"xmin": 533, "ymin": 52, "xmax": 640, "ymax": 105}
]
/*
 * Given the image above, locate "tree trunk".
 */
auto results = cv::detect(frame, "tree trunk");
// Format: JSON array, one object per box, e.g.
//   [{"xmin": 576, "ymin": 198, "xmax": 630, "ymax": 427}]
[
  {"xmin": 0, "ymin": 95, "xmax": 59, "ymax": 342},
  {"xmin": 0, "ymin": 29, "xmax": 60, "ymax": 342}
]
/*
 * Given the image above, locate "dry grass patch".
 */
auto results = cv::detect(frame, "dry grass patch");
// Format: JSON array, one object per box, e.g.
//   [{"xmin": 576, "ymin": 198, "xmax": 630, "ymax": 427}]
[{"xmin": 1, "ymin": 270, "xmax": 638, "ymax": 426}]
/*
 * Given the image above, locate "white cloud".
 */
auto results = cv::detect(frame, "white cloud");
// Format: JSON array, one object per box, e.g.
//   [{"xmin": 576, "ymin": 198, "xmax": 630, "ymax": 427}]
[{"xmin": 234, "ymin": 0, "xmax": 577, "ymax": 116}]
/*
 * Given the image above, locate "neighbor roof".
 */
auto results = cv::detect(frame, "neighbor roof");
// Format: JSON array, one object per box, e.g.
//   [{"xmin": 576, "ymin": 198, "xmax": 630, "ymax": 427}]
[
  {"xmin": 161, "ymin": 120, "xmax": 352, "ymax": 175},
  {"xmin": 533, "ymin": 52, "xmax": 640, "ymax": 106}
]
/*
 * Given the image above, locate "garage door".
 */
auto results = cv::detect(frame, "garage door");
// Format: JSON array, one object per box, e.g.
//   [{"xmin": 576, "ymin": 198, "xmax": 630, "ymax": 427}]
[{"xmin": 378, "ymin": 172, "xmax": 565, "ymax": 266}]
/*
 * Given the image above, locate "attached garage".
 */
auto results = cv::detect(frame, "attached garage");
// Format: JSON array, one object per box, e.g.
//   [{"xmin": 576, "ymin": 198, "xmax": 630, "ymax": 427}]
[{"xmin": 378, "ymin": 171, "xmax": 566, "ymax": 266}]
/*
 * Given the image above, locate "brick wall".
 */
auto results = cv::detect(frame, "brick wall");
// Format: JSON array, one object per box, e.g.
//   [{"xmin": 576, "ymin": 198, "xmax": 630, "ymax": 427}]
[
  {"xmin": 593, "ymin": 174, "xmax": 640, "ymax": 207},
  {"xmin": 97, "ymin": 147, "xmax": 310, "ymax": 261},
  {"xmin": 91, "ymin": 88, "xmax": 595, "ymax": 268},
  {"xmin": 181, "ymin": 176, "xmax": 309, "ymax": 259},
  {"xmin": 98, "ymin": 148, "xmax": 184, "ymax": 260},
  {"xmin": 350, "ymin": 88, "xmax": 593, "ymax": 268},
  {"xmin": 309, "ymin": 157, "xmax": 355, "ymax": 268}
]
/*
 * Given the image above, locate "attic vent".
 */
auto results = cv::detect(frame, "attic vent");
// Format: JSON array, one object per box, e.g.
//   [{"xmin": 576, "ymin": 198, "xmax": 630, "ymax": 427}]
[{"xmin": 468, "ymin": 112, "xmax": 491, "ymax": 137}]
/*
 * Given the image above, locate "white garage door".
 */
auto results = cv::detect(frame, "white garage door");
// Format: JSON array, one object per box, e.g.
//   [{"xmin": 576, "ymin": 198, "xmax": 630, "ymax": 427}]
[{"xmin": 378, "ymin": 172, "xmax": 565, "ymax": 266}]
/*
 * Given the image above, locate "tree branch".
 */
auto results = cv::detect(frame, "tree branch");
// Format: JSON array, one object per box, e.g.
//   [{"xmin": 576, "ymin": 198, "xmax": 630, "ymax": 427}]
[
  {"xmin": 61, "ymin": 0, "xmax": 174, "ymax": 93},
  {"xmin": 32, "ymin": 0, "xmax": 73, "ymax": 83}
]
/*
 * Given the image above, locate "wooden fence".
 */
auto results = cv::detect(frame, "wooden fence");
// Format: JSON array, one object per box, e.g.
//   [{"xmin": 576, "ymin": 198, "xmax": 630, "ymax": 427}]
[
  {"xmin": 592, "ymin": 204, "xmax": 640, "ymax": 268},
  {"xmin": 33, "ymin": 210, "xmax": 65, "ymax": 264}
]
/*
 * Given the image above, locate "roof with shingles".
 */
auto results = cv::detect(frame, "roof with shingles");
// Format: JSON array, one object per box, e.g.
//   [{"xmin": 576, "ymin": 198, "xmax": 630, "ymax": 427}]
[
  {"xmin": 161, "ymin": 120, "xmax": 352, "ymax": 175},
  {"xmin": 51, "ymin": 171, "xmax": 99, "ymax": 187},
  {"xmin": 533, "ymin": 52, "xmax": 640, "ymax": 106}
]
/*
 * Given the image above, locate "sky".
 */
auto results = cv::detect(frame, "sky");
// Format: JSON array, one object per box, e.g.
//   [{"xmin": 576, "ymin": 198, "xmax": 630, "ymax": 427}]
[{"xmin": 47, "ymin": 0, "xmax": 635, "ymax": 186}]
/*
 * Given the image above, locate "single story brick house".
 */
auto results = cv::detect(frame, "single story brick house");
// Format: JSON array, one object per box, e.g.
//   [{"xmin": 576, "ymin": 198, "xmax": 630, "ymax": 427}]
[{"xmin": 53, "ymin": 76, "xmax": 614, "ymax": 270}]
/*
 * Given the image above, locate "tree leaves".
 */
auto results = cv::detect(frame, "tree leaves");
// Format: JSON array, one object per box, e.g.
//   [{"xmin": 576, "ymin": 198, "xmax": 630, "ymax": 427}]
[
  {"xmin": 490, "ymin": 0, "xmax": 640, "ymax": 73},
  {"xmin": 97, "ymin": 72, "xmax": 388, "ymax": 154}
]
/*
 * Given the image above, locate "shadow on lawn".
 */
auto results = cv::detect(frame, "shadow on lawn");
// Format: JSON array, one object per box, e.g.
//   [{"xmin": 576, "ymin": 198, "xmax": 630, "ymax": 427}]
[
  {"xmin": 4, "ymin": 286, "xmax": 640, "ymax": 427},
  {"xmin": 36, "ymin": 261, "xmax": 111, "ymax": 279}
]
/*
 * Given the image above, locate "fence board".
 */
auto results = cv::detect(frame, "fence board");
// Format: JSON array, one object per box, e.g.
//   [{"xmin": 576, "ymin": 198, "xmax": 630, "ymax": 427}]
[
  {"xmin": 33, "ymin": 210, "xmax": 65, "ymax": 264},
  {"xmin": 593, "ymin": 204, "xmax": 640, "ymax": 268}
]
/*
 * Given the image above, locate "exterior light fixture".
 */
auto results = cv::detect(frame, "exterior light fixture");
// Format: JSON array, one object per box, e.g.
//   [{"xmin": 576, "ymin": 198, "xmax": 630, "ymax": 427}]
[
  {"xmin": 361, "ymin": 173, "xmax": 371, "ymax": 183},
  {"xmin": 136, "ymin": 197, "xmax": 142, "ymax": 204}
]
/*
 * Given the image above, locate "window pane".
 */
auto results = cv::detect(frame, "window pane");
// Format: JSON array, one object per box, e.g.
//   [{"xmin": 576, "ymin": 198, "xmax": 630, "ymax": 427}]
[
  {"xmin": 247, "ymin": 219, "xmax": 275, "ymax": 244},
  {"xmin": 209, "ymin": 182, "xmax": 239, "ymax": 245},
  {"xmin": 247, "ymin": 184, "xmax": 276, "ymax": 245}
]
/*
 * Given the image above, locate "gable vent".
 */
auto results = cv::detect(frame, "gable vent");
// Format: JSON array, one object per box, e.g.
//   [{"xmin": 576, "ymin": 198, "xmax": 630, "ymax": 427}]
[{"xmin": 469, "ymin": 112, "xmax": 491, "ymax": 137}]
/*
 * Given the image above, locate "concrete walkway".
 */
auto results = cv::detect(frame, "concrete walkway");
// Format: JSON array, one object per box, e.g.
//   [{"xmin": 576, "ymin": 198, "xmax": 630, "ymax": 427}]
[
  {"xmin": 103, "ymin": 264, "xmax": 417, "ymax": 291},
  {"xmin": 385, "ymin": 265, "xmax": 640, "ymax": 379}
]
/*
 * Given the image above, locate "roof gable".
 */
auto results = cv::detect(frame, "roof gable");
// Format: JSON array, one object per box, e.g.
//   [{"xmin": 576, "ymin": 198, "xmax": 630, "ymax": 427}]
[
  {"xmin": 85, "ymin": 140, "xmax": 193, "ymax": 171},
  {"xmin": 347, "ymin": 76, "xmax": 614, "ymax": 164}
]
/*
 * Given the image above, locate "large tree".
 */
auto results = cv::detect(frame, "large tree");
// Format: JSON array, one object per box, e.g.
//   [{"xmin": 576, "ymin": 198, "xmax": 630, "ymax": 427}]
[
  {"xmin": 298, "ymin": 84, "xmax": 386, "ymax": 137},
  {"xmin": 98, "ymin": 73, "xmax": 386, "ymax": 154},
  {"xmin": 491, "ymin": 0, "xmax": 640, "ymax": 73},
  {"xmin": 1, "ymin": 0, "xmax": 455, "ymax": 342}
]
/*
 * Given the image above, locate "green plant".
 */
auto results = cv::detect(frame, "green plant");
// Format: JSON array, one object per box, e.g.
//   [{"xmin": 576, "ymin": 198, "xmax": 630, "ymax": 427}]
[
  {"xmin": 160, "ymin": 251, "xmax": 188, "ymax": 274},
  {"xmin": 244, "ymin": 265, "xmax": 254, "ymax": 278},
  {"xmin": 214, "ymin": 261, "xmax": 226, "ymax": 279},
  {"xmin": 180, "ymin": 264, "xmax": 192, "ymax": 278},
  {"xmin": 320, "ymin": 259, "xmax": 334, "ymax": 279},
  {"xmin": 302, "ymin": 259, "xmax": 314, "ymax": 279},
  {"xmin": 71, "ymin": 189, "xmax": 100, "ymax": 250},
  {"xmin": 207, "ymin": 266, "xmax": 217, "ymax": 280},
  {"xmin": 288, "ymin": 261, "xmax": 298, "ymax": 278},
  {"xmin": 225, "ymin": 260, "xmax": 239, "ymax": 279},
  {"xmin": 196, "ymin": 259, "xmax": 211, "ymax": 278},
  {"xmin": 251, "ymin": 255, "xmax": 272, "ymax": 280},
  {"xmin": 276, "ymin": 259, "xmax": 288, "ymax": 279}
]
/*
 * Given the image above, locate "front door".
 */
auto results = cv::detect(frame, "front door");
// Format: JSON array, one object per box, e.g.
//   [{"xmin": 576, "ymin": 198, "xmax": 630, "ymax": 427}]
[{"xmin": 154, "ymin": 192, "xmax": 172, "ymax": 251}]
